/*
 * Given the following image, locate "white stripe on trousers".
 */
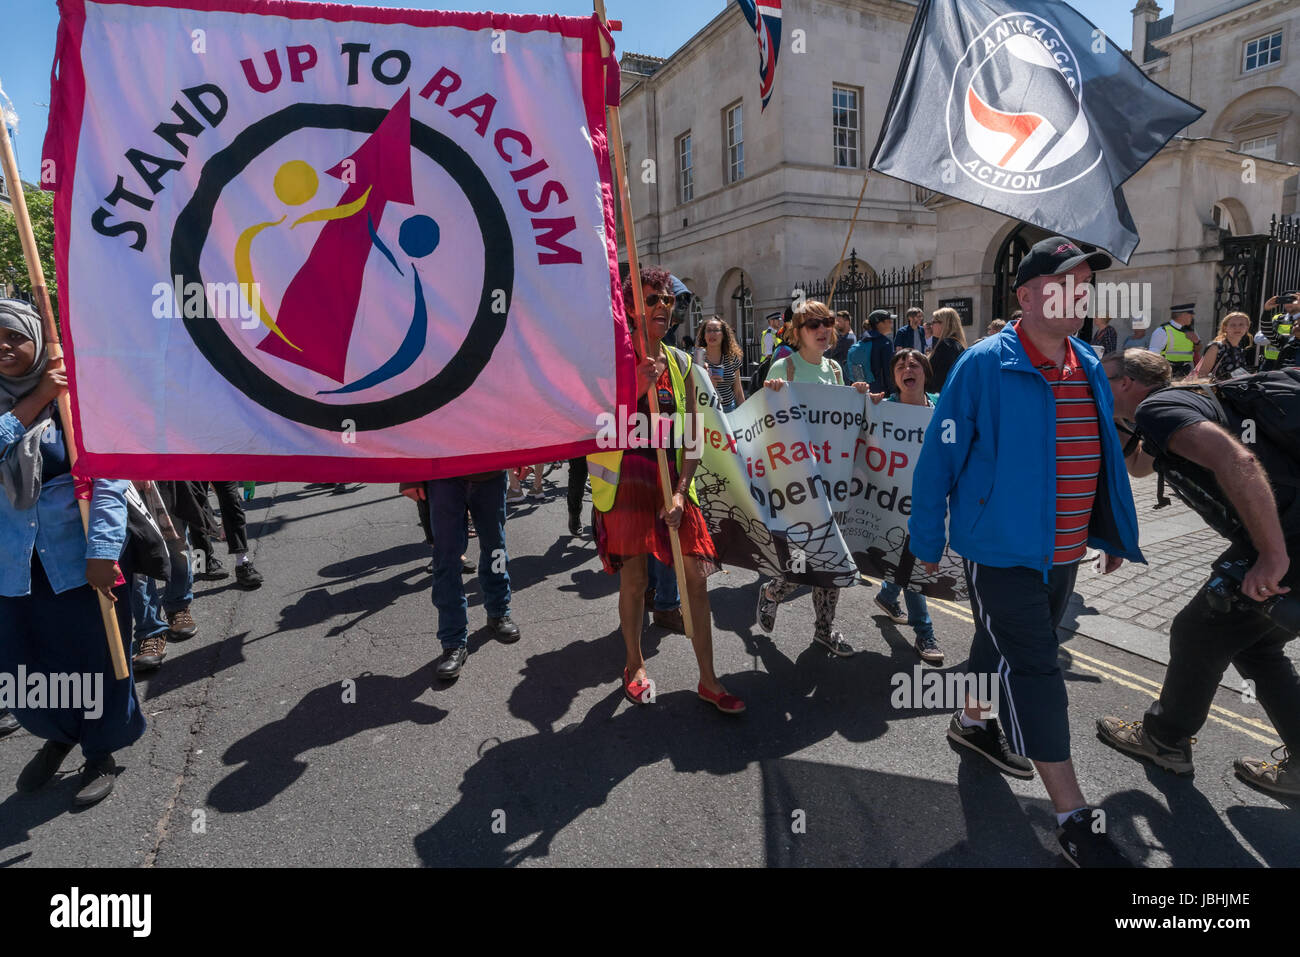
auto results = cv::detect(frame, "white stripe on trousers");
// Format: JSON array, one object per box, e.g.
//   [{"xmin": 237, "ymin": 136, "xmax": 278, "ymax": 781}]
[{"xmin": 966, "ymin": 559, "xmax": 1027, "ymax": 757}]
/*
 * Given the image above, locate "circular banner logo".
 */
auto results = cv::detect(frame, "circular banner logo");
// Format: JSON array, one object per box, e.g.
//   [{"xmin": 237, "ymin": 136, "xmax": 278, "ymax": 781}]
[
  {"xmin": 946, "ymin": 13, "xmax": 1102, "ymax": 195},
  {"xmin": 171, "ymin": 95, "xmax": 514, "ymax": 432}
]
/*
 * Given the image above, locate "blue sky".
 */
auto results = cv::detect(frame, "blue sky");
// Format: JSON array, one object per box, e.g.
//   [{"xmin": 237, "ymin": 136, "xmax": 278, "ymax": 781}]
[{"xmin": 0, "ymin": 0, "xmax": 1135, "ymax": 182}]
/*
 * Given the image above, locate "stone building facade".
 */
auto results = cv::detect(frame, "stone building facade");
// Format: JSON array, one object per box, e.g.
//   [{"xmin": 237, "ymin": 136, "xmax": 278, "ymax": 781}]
[
  {"xmin": 616, "ymin": 0, "xmax": 1299, "ymax": 352},
  {"xmin": 615, "ymin": 0, "xmax": 934, "ymax": 349},
  {"xmin": 922, "ymin": 0, "xmax": 1298, "ymax": 341}
]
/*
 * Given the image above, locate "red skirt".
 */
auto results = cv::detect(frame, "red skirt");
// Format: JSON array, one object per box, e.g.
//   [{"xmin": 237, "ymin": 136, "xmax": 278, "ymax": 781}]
[{"xmin": 593, "ymin": 452, "xmax": 719, "ymax": 576}]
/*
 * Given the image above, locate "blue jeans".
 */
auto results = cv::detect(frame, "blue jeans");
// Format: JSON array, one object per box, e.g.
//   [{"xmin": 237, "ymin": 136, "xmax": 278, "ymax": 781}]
[
  {"xmin": 129, "ymin": 532, "xmax": 195, "ymax": 639},
  {"xmin": 878, "ymin": 580, "xmax": 933, "ymax": 640},
  {"xmin": 428, "ymin": 473, "xmax": 511, "ymax": 649},
  {"xmin": 648, "ymin": 556, "xmax": 680, "ymax": 612}
]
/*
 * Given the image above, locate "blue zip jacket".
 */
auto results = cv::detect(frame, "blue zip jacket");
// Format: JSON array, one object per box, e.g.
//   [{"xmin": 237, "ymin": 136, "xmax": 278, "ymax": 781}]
[
  {"xmin": 0, "ymin": 411, "xmax": 129, "ymax": 597},
  {"xmin": 846, "ymin": 329, "xmax": 893, "ymax": 392},
  {"xmin": 908, "ymin": 328, "xmax": 1144, "ymax": 575}
]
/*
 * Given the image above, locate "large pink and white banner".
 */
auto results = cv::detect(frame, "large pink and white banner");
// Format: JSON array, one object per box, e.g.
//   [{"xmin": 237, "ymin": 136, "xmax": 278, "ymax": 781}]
[{"xmin": 44, "ymin": 0, "xmax": 632, "ymax": 480}]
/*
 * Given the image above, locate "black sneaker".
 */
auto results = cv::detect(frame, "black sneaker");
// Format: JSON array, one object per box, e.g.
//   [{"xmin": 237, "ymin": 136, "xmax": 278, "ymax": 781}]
[
  {"xmin": 196, "ymin": 554, "xmax": 227, "ymax": 580},
  {"xmin": 914, "ymin": 632, "xmax": 944, "ymax": 665},
  {"xmin": 874, "ymin": 595, "xmax": 908, "ymax": 624},
  {"xmin": 16, "ymin": 739, "xmax": 73, "ymax": 792},
  {"xmin": 487, "ymin": 615, "xmax": 521, "ymax": 643},
  {"xmin": 812, "ymin": 630, "xmax": 855, "ymax": 657},
  {"xmin": 235, "ymin": 563, "xmax": 263, "ymax": 589},
  {"xmin": 568, "ymin": 512, "xmax": 581, "ymax": 537},
  {"xmin": 73, "ymin": 756, "xmax": 117, "ymax": 807},
  {"xmin": 0, "ymin": 709, "xmax": 19, "ymax": 738},
  {"xmin": 946, "ymin": 712, "xmax": 1035, "ymax": 779},
  {"xmin": 1057, "ymin": 808, "xmax": 1134, "ymax": 867}
]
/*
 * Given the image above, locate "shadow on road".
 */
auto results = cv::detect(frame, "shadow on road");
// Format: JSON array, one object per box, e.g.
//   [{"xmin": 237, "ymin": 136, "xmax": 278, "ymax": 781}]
[{"xmin": 207, "ymin": 668, "xmax": 447, "ymax": 813}]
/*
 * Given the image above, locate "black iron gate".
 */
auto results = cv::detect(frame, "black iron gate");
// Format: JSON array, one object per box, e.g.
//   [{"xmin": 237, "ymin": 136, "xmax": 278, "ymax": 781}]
[
  {"xmin": 1216, "ymin": 214, "xmax": 1300, "ymax": 326},
  {"xmin": 792, "ymin": 249, "xmax": 926, "ymax": 342}
]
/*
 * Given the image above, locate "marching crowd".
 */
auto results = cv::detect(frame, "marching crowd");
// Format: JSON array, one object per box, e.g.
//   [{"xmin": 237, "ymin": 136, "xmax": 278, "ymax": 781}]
[{"xmin": 0, "ymin": 237, "xmax": 1297, "ymax": 867}]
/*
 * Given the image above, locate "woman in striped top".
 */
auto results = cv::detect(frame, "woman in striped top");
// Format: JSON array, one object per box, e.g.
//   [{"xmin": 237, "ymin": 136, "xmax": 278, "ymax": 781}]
[{"xmin": 696, "ymin": 316, "xmax": 746, "ymax": 413}]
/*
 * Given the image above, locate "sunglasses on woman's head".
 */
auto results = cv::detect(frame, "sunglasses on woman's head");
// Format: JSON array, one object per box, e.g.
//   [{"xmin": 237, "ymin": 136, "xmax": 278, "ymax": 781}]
[
  {"xmin": 800, "ymin": 318, "xmax": 831, "ymax": 330},
  {"xmin": 642, "ymin": 294, "xmax": 675, "ymax": 308}
]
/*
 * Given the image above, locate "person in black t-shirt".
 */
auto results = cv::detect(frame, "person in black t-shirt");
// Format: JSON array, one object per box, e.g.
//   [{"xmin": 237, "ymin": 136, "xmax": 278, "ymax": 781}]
[{"xmin": 1094, "ymin": 349, "xmax": 1299, "ymax": 800}]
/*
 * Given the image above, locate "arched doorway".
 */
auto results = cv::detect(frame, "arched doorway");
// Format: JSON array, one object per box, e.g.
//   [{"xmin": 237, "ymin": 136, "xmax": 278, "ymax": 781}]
[{"xmin": 991, "ymin": 223, "xmax": 1049, "ymax": 321}]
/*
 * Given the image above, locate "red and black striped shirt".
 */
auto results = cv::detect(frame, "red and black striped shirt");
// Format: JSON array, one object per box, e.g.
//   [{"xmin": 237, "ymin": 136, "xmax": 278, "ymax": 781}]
[{"xmin": 1015, "ymin": 323, "xmax": 1101, "ymax": 565}]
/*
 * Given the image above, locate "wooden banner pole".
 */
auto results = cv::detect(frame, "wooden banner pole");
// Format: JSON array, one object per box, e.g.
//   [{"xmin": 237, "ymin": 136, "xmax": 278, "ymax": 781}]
[
  {"xmin": 0, "ymin": 100, "xmax": 130, "ymax": 680},
  {"xmin": 594, "ymin": 1, "xmax": 696, "ymax": 641},
  {"xmin": 827, "ymin": 173, "xmax": 870, "ymax": 312}
]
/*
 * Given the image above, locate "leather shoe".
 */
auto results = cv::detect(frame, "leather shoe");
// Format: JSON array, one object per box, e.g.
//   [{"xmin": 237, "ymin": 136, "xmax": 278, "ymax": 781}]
[
  {"xmin": 17, "ymin": 739, "xmax": 73, "ymax": 792},
  {"xmin": 487, "ymin": 616, "xmax": 520, "ymax": 643},
  {"xmin": 568, "ymin": 512, "xmax": 581, "ymax": 536},
  {"xmin": 652, "ymin": 608, "xmax": 686, "ymax": 634},
  {"xmin": 74, "ymin": 756, "xmax": 117, "ymax": 806},
  {"xmin": 435, "ymin": 646, "xmax": 469, "ymax": 680}
]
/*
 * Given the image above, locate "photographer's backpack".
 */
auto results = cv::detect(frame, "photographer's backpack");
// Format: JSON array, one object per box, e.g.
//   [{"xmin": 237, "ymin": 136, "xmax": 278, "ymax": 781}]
[{"xmin": 1145, "ymin": 369, "xmax": 1300, "ymax": 542}]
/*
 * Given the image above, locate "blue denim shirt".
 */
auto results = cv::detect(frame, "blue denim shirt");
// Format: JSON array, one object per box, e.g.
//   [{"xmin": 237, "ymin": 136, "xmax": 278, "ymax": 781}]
[{"xmin": 0, "ymin": 411, "xmax": 129, "ymax": 597}]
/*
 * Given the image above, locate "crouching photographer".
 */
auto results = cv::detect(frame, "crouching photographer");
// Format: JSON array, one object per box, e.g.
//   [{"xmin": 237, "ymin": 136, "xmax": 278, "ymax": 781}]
[{"xmin": 1095, "ymin": 349, "xmax": 1300, "ymax": 800}]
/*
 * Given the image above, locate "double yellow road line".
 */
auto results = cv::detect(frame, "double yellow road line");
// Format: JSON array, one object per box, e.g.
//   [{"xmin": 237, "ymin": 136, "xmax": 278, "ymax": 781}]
[{"xmin": 913, "ymin": 585, "xmax": 1282, "ymax": 748}]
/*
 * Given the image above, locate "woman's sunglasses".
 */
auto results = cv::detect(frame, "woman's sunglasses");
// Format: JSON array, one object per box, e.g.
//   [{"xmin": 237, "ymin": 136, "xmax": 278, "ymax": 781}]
[
  {"xmin": 800, "ymin": 318, "xmax": 831, "ymax": 330},
  {"xmin": 642, "ymin": 294, "xmax": 676, "ymax": 308}
]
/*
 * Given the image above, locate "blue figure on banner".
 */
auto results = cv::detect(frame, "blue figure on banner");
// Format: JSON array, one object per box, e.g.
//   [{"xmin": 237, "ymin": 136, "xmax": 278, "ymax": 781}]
[{"xmin": 319, "ymin": 213, "xmax": 440, "ymax": 395}]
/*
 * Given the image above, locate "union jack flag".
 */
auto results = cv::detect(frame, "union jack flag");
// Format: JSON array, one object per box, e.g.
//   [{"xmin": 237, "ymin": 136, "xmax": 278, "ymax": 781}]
[{"xmin": 735, "ymin": 0, "xmax": 782, "ymax": 111}]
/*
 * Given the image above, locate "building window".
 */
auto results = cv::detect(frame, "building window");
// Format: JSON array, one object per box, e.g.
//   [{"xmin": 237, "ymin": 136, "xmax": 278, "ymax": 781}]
[
  {"xmin": 677, "ymin": 132, "xmax": 693, "ymax": 204},
  {"xmin": 1243, "ymin": 31, "xmax": 1283, "ymax": 72},
  {"xmin": 1239, "ymin": 133, "xmax": 1279, "ymax": 160},
  {"xmin": 833, "ymin": 85, "xmax": 860, "ymax": 169},
  {"xmin": 724, "ymin": 102, "xmax": 744, "ymax": 184}
]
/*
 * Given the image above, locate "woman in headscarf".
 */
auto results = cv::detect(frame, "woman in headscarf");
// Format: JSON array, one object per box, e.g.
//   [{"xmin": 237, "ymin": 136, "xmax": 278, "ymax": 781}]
[{"xmin": 0, "ymin": 299, "xmax": 141, "ymax": 807}]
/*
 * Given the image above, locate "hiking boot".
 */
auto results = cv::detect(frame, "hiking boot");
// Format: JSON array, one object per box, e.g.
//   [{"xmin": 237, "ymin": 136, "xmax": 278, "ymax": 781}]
[
  {"xmin": 1057, "ymin": 808, "xmax": 1134, "ymax": 867},
  {"xmin": 756, "ymin": 583, "xmax": 780, "ymax": 635},
  {"xmin": 915, "ymin": 632, "xmax": 944, "ymax": 664},
  {"xmin": 813, "ymin": 630, "xmax": 855, "ymax": 657},
  {"xmin": 652, "ymin": 608, "xmax": 686, "ymax": 634},
  {"xmin": 16, "ymin": 739, "xmax": 73, "ymax": 792},
  {"xmin": 874, "ymin": 595, "xmax": 908, "ymax": 624},
  {"xmin": 166, "ymin": 606, "xmax": 198, "ymax": 640},
  {"xmin": 235, "ymin": 562, "xmax": 263, "ymax": 589},
  {"xmin": 73, "ymin": 756, "xmax": 117, "ymax": 806},
  {"xmin": 946, "ymin": 712, "xmax": 1035, "ymax": 779},
  {"xmin": 1234, "ymin": 747, "xmax": 1299, "ymax": 799},
  {"xmin": 1096, "ymin": 717, "xmax": 1194, "ymax": 775},
  {"xmin": 133, "ymin": 632, "xmax": 167, "ymax": 673}
]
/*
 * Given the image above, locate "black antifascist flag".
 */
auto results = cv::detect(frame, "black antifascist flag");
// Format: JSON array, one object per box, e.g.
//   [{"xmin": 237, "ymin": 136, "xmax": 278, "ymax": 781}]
[{"xmin": 869, "ymin": 0, "xmax": 1203, "ymax": 262}]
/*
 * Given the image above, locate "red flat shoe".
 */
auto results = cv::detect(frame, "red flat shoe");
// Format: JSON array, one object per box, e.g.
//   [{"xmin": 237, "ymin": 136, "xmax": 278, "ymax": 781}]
[
  {"xmin": 698, "ymin": 683, "xmax": 745, "ymax": 714},
  {"xmin": 623, "ymin": 668, "xmax": 655, "ymax": 705}
]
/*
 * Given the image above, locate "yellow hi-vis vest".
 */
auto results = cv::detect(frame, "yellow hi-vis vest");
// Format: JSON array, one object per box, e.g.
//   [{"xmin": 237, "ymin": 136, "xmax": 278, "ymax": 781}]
[
  {"xmin": 588, "ymin": 345, "xmax": 699, "ymax": 514},
  {"xmin": 1264, "ymin": 313, "xmax": 1294, "ymax": 361},
  {"xmin": 1159, "ymin": 323, "xmax": 1195, "ymax": 364}
]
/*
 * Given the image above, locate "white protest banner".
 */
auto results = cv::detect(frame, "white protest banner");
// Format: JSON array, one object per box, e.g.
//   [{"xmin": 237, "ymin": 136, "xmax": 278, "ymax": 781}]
[
  {"xmin": 44, "ymin": 0, "xmax": 632, "ymax": 480},
  {"xmin": 689, "ymin": 368, "xmax": 967, "ymax": 600}
]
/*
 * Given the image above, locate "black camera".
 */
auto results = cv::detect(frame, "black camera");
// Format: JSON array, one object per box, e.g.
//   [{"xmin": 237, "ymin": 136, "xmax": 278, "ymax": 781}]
[{"xmin": 1204, "ymin": 557, "xmax": 1300, "ymax": 633}]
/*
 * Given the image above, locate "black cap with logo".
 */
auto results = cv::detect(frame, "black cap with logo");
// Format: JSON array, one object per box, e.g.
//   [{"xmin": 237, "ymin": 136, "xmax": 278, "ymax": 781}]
[
  {"xmin": 1013, "ymin": 236, "xmax": 1112, "ymax": 290},
  {"xmin": 868, "ymin": 309, "xmax": 897, "ymax": 326}
]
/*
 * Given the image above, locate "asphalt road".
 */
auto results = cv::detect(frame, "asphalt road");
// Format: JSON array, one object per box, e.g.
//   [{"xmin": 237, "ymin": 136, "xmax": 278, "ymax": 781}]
[{"xmin": 1, "ymin": 476, "xmax": 1296, "ymax": 867}]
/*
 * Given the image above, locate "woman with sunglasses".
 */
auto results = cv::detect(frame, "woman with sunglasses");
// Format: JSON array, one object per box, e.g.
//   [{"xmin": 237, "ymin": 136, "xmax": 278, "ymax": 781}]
[
  {"xmin": 869, "ymin": 349, "xmax": 943, "ymax": 664},
  {"xmin": 587, "ymin": 267, "xmax": 744, "ymax": 714},
  {"xmin": 696, "ymin": 315, "xmax": 746, "ymax": 413},
  {"xmin": 755, "ymin": 300, "xmax": 871, "ymax": 657},
  {"xmin": 926, "ymin": 307, "xmax": 967, "ymax": 392}
]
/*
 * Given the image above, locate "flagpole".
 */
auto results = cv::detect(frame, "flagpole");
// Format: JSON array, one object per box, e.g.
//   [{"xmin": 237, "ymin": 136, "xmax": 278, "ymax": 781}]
[
  {"xmin": 0, "ymin": 99, "xmax": 130, "ymax": 681},
  {"xmin": 594, "ymin": 0, "xmax": 696, "ymax": 642},
  {"xmin": 826, "ymin": 173, "xmax": 869, "ymax": 311}
]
